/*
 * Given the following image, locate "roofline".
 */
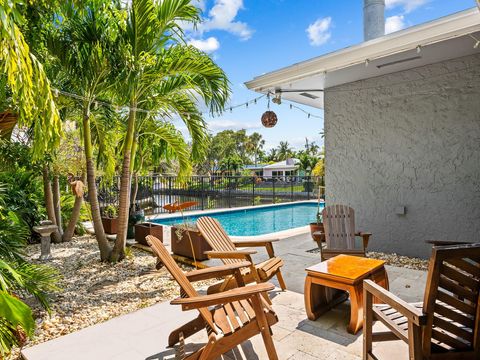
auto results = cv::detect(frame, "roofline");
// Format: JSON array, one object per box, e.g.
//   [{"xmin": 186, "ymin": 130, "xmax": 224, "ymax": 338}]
[{"xmin": 245, "ymin": 7, "xmax": 480, "ymax": 91}]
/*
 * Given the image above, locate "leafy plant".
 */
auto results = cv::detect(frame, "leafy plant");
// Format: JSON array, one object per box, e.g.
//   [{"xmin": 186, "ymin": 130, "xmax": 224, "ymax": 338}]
[
  {"xmin": 103, "ymin": 205, "xmax": 118, "ymax": 219},
  {"xmin": 0, "ymin": 184, "xmax": 60, "ymax": 356}
]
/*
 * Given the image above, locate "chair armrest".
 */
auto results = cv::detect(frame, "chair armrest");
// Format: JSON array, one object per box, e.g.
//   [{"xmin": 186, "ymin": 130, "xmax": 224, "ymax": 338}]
[
  {"xmin": 355, "ymin": 231, "xmax": 372, "ymax": 249},
  {"xmin": 185, "ymin": 261, "xmax": 251, "ymax": 282},
  {"xmin": 171, "ymin": 283, "xmax": 275, "ymax": 310},
  {"xmin": 232, "ymin": 239, "xmax": 279, "ymax": 247},
  {"xmin": 204, "ymin": 250, "xmax": 257, "ymax": 259},
  {"xmin": 425, "ymin": 240, "xmax": 472, "ymax": 247},
  {"xmin": 363, "ymin": 280, "xmax": 427, "ymax": 326}
]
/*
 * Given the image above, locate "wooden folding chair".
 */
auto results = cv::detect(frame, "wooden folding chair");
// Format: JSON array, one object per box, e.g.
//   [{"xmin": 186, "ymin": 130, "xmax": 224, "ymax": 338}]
[
  {"xmin": 363, "ymin": 243, "xmax": 480, "ymax": 359},
  {"xmin": 196, "ymin": 216, "xmax": 287, "ymax": 293},
  {"xmin": 146, "ymin": 235, "xmax": 280, "ymax": 360}
]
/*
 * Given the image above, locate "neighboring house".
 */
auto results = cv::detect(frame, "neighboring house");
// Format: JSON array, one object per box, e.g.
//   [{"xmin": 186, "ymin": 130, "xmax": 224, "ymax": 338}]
[
  {"xmin": 244, "ymin": 158, "xmax": 300, "ymax": 179},
  {"xmin": 246, "ymin": 5, "xmax": 480, "ymax": 257}
]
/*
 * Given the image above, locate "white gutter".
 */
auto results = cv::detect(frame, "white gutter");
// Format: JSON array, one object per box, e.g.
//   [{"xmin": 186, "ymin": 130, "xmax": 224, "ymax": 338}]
[{"xmin": 245, "ymin": 7, "xmax": 480, "ymax": 91}]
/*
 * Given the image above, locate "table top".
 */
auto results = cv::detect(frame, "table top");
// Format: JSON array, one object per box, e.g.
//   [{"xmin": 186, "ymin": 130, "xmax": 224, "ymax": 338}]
[{"xmin": 306, "ymin": 255, "xmax": 385, "ymax": 281}]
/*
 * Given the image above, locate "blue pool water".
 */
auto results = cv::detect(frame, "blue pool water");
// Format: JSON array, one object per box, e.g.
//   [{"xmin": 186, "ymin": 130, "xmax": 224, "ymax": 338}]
[{"xmin": 152, "ymin": 202, "xmax": 323, "ymax": 236}]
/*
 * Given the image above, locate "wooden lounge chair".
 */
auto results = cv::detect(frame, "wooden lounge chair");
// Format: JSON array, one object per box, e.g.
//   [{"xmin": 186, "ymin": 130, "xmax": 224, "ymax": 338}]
[
  {"xmin": 145, "ymin": 235, "xmax": 280, "ymax": 360},
  {"xmin": 363, "ymin": 243, "xmax": 480, "ymax": 360},
  {"xmin": 196, "ymin": 216, "xmax": 287, "ymax": 293},
  {"xmin": 319, "ymin": 204, "xmax": 372, "ymax": 261}
]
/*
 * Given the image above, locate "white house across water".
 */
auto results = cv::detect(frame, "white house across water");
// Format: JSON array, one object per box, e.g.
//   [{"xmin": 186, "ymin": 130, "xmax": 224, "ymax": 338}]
[{"xmin": 246, "ymin": 5, "xmax": 480, "ymax": 257}]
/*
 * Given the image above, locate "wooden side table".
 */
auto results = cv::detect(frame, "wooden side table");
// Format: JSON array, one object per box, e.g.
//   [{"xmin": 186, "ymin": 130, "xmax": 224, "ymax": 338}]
[{"xmin": 304, "ymin": 255, "xmax": 389, "ymax": 334}]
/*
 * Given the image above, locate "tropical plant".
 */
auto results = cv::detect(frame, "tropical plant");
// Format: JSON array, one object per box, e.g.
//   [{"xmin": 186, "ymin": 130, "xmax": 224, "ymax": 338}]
[
  {"xmin": 298, "ymin": 153, "xmax": 319, "ymax": 176},
  {"xmin": 0, "ymin": 184, "xmax": 60, "ymax": 356},
  {"xmin": 110, "ymin": 0, "xmax": 230, "ymax": 262},
  {"xmin": 46, "ymin": 0, "xmax": 122, "ymax": 260},
  {"xmin": 0, "ymin": 0, "xmax": 62, "ymax": 158},
  {"xmin": 246, "ymin": 132, "xmax": 265, "ymax": 166},
  {"xmin": 276, "ymin": 141, "xmax": 294, "ymax": 161}
]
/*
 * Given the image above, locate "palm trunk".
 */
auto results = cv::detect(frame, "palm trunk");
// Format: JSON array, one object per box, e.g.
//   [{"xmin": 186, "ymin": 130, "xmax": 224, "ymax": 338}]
[
  {"xmin": 83, "ymin": 106, "xmax": 111, "ymax": 261},
  {"xmin": 42, "ymin": 166, "xmax": 62, "ymax": 243},
  {"xmin": 63, "ymin": 173, "xmax": 86, "ymax": 242},
  {"xmin": 52, "ymin": 174, "xmax": 63, "ymax": 238},
  {"xmin": 110, "ymin": 107, "xmax": 136, "ymax": 262}
]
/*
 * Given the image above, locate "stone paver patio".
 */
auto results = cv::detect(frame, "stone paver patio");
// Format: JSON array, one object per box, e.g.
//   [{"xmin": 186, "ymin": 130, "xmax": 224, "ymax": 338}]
[{"xmin": 22, "ymin": 233, "xmax": 428, "ymax": 359}]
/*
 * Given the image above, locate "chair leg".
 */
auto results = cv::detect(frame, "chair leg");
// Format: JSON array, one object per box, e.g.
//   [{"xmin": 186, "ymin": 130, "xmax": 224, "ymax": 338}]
[
  {"xmin": 407, "ymin": 321, "xmax": 423, "ymax": 360},
  {"xmin": 363, "ymin": 288, "xmax": 373, "ymax": 360},
  {"xmin": 251, "ymin": 294, "xmax": 279, "ymax": 360},
  {"xmin": 276, "ymin": 270, "xmax": 287, "ymax": 291}
]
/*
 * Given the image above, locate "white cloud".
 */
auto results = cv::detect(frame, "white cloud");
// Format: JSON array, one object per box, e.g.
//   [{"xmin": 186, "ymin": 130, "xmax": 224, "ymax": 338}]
[
  {"xmin": 208, "ymin": 119, "xmax": 261, "ymax": 132},
  {"xmin": 385, "ymin": 15, "xmax": 405, "ymax": 34},
  {"xmin": 385, "ymin": 0, "xmax": 429, "ymax": 13},
  {"xmin": 188, "ymin": 37, "xmax": 220, "ymax": 53},
  {"xmin": 306, "ymin": 17, "xmax": 332, "ymax": 46},
  {"xmin": 200, "ymin": 0, "xmax": 253, "ymax": 40}
]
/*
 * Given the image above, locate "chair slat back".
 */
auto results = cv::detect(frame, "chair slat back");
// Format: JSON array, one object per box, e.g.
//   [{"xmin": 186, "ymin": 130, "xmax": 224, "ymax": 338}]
[
  {"xmin": 322, "ymin": 205, "xmax": 356, "ymax": 250},
  {"xmin": 422, "ymin": 244, "xmax": 480, "ymax": 357},
  {"xmin": 197, "ymin": 217, "xmax": 239, "ymax": 265},
  {"xmin": 146, "ymin": 235, "xmax": 215, "ymax": 331}
]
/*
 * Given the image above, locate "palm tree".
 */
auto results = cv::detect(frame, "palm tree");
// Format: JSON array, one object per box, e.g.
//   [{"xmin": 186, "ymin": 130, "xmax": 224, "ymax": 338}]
[
  {"xmin": 247, "ymin": 132, "xmax": 265, "ymax": 166},
  {"xmin": 46, "ymin": 1, "xmax": 121, "ymax": 260},
  {"xmin": 110, "ymin": 0, "xmax": 229, "ymax": 261},
  {"xmin": 266, "ymin": 148, "xmax": 278, "ymax": 162},
  {"xmin": 277, "ymin": 141, "xmax": 293, "ymax": 161}
]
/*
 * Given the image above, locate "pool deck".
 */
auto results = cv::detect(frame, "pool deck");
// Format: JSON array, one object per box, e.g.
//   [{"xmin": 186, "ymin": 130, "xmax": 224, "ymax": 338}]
[{"xmin": 22, "ymin": 233, "xmax": 427, "ymax": 360}]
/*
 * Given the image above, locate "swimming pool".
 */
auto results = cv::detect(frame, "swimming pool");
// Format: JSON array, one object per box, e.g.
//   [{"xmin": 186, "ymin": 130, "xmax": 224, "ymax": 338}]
[{"xmin": 152, "ymin": 202, "xmax": 323, "ymax": 236}]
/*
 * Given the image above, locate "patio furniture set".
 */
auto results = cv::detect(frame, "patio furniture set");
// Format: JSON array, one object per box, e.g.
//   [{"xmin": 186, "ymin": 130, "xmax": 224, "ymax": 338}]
[{"xmin": 146, "ymin": 204, "xmax": 480, "ymax": 360}]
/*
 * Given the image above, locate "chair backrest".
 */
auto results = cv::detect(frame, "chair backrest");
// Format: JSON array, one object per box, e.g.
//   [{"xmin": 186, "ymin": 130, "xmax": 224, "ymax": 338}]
[
  {"xmin": 422, "ymin": 243, "xmax": 480, "ymax": 356},
  {"xmin": 322, "ymin": 205, "xmax": 356, "ymax": 250},
  {"xmin": 146, "ymin": 235, "xmax": 216, "ymax": 331},
  {"xmin": 197, "ymin": 217, "xmax": 239, "ymax": 265}
]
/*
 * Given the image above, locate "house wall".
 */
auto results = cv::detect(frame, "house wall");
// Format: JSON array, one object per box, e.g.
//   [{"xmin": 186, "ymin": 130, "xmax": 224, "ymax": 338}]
[{"xmin": 324, "ymin": 53, "xmax": 480, "ymax": 258}]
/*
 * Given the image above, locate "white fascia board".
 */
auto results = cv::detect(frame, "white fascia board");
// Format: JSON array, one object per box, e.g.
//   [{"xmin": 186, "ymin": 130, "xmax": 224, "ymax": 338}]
[{"xmin": 245, "ymin": 8, "xmax": 480, "ymax": 91}]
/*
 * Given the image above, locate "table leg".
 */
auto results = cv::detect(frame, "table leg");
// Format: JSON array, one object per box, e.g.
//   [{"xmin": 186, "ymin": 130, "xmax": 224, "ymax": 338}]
[
  {"xmin": 347, "ymin": 285, "xmax": 363, "ymax": 335},
  {"xmin": 304, "ymin": 276, "xmax": 349, "ymax": 321}
]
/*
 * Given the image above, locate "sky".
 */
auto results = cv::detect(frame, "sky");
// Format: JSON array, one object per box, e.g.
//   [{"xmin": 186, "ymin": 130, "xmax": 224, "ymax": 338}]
[{"xmin": 175, "ymin": 0, "xmax": 476, "ymax": 151}]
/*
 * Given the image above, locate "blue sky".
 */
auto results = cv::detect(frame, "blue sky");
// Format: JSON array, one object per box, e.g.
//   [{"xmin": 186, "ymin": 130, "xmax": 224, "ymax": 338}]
[{"xmin": 178, "ymin": 0, "xmax": 476, "ymax": 151}]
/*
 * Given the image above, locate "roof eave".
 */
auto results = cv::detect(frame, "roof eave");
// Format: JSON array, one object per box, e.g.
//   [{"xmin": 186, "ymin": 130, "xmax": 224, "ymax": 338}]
[{"xmin": 245, "ymin": 7, "xmax": 480, "ymax": 92}]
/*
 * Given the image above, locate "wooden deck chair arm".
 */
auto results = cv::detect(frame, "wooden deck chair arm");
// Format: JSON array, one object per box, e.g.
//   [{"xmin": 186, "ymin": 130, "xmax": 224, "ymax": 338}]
[
  {"xmin": 425, "ymin": 240, "xmax": 472, "ymax": 247},
  {"xmin": 204, "ymin": 250, "xmax": 257, "ymax": 259},
  {"xmin": 363, "ymin": 280, "xmax": 427, "ymax": 326},
  {"xmin": 355, "ymin": 231, "xmax": 372, "ymax": 249},
  {"xmin": 185, "ymin": 261, "xmax": 252, "ymax": 282},
  {"xmin": 232, "ymin": 239, "xmax": 279, "ymax": 258},
  {"xmin": 171, "ymin": 283, "xmax": 275, "ymax": 310}
]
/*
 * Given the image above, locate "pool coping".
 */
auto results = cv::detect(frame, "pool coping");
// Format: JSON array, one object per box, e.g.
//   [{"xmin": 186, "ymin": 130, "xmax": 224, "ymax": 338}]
[{"xmin": 145, "ymin": 200, "xmax": 322, "ymax": 240}]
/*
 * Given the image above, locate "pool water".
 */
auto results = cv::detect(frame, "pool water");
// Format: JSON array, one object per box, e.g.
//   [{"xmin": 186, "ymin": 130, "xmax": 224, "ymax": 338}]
[{"xmin": 152, "ymin": 202, "xmax": 323, "ymax": 236}]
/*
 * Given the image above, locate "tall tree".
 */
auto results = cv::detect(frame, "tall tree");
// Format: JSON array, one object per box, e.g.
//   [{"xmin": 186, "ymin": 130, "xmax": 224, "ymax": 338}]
[
  {"xmin": 277, "ymin": 141, "xmax": 294, "ymax": 161},
  {"xmin": 247, "ymin": 132, "xmax": 265, "ymax": 166},
  {"xmin": 110, "ymin": 0, "xmax": 229, "ymax": 261},
  {"xmin": 46, "ymin": 1, "xmax": 121, "ymax": 260}
]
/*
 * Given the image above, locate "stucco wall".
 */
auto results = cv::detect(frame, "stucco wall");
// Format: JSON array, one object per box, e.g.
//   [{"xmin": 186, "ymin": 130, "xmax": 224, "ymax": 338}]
[{"xmin": 324, "ymin": 53, "xmax": 480, "ymax": 258}]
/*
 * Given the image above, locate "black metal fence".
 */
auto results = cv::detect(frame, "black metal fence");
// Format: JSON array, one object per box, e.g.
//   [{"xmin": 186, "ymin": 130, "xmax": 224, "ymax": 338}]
[{"xmin": 96, "ymin": 175, "xmax": 325, "ymax": 215}]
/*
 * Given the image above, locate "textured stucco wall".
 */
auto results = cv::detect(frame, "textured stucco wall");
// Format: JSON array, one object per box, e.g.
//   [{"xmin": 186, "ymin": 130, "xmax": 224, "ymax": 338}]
[{"xmin": 324, "ymin": 53, "xmax": 480, "ymax": 258}]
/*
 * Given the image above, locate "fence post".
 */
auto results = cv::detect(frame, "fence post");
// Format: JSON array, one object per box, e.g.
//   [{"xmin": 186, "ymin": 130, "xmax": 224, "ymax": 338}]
[
  {"xmin": 307, "ymin": 176, "xmax": 311, "ymax": 200},
  {"xmin": 272, "ymin": 178, "xmax": 275, "ymax": 204},
  {"xmin": 168, "ymin": 177, "xmax": 172, "ymax": 204},
  {"xmin": 228, "ymin": 177, "xmax": 231, "ymax": 208},
  {"xmin": 201, "ymin": 176, "xmax": 205, "ymax": 210},
  {"xmin": 252, "ymin": 176, "xmax": 255, "ymax": 206},
  {"xmin": 291, "ymin": 177, "xmax": 293, "ymax": 202}
]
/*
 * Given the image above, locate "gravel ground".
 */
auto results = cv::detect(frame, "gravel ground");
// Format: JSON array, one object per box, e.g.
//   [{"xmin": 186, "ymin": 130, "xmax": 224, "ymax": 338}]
[
  {"xmin": 10, "ymin": 235, "xmax": 213, "ymax": 359},
  {"xmin": 307, "ymin": 247, "xmax": 429, "ymax": 271}
]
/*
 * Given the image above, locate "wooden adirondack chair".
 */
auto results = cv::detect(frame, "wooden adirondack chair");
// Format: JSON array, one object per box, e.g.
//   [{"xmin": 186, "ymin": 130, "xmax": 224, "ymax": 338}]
[
  {"xmin": 146, "ymin": 235, "xmax": 280, "ymax": 360},
  {"xmin": 196, "ymin": 216, "xmax": 287, "ymax": 294},
  {"xmin": 363, "ymin": 243, "xmax": 480, "ymax": 360},
  {"xmin": 319, "ymin": 204, "xmax": 372, "ymax": 261}
]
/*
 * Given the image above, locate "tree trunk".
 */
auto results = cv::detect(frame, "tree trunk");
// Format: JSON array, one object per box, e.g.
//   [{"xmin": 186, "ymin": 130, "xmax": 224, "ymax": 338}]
[
  {"xmin": 131, "ymin": 172, "xmax": 139, "ymax": 207},
  {"xmin": 52, "ymin": 174, "xmax": 63, "ymax": 238},
  {"xmin": 63, "ymin": 173, "xmax": 86, "ymax": 242},
  {"xmin": 110, "ymin": 107, "xmax": 136, "ymax": 262},
  {"xmin": 83, "ymin": 107, "xmax": 111, "ymax": 261},
  {"xmin": 42, "ymin": 165, "xmax": 62, "ymax": 243}
]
